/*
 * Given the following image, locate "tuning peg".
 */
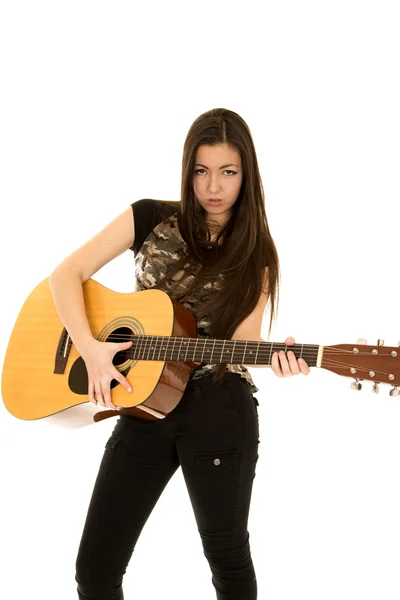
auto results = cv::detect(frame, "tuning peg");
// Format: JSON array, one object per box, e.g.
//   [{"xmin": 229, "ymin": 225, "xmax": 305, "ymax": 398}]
[
  {"xmin": 356, "ymin": 338, "xmax": 368, "ymax": 344},
  {"xmin": 377, "ymin": 339, "xmax": 384, "ymax": 346},
  {"xmin": 351, "ymin": 379, "xmax": 362, "ymax": 390},
  {"xmin": 389, "ymin": 386, "xmax": 400, "ymax": 397},
  {"xmin": 372, "ymin": 382, "xmax": 380, "ymax": 394}
]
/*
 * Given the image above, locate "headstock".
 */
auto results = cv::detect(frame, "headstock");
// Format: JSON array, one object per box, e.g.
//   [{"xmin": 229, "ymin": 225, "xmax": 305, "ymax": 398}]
[{"xmin": 321, "ymin": 338, "xmax": 400, "ymax": 396}]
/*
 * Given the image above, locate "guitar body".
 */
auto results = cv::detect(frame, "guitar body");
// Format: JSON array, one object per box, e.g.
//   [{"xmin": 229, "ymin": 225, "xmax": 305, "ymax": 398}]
[{"xmin": 1, "ymin": 278, "xmax": 199, "ymax": 421}]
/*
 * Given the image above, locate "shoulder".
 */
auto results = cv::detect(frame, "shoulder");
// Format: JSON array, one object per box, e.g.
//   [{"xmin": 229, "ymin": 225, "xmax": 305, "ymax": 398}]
[
  {"xmin": 129, "ymin": 199, "xmax": 181, "ymax": 253},
  {"xmin": 131, "ymin": 198, "xmax": 180, "ymax": 221}
]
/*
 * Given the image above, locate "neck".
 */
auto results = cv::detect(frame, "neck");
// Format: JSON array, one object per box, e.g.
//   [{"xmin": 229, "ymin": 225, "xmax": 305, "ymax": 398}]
[{"xmin": 128, "ymin": 336, "xmax": 320, "ymax": 367}]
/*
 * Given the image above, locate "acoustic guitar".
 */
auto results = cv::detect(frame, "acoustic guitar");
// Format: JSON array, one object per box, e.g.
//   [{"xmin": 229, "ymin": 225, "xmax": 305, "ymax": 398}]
[{"xmin": 2, "ymin": 277, "xmax": 399, "ymax": 425}]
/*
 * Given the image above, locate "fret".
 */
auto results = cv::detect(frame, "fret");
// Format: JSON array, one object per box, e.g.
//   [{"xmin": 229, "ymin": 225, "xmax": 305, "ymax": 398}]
[
  {"xmin": 144, "ymin": 335, "xmax": 151, "ymax": 360},
  {"xmin": 157, "ymin": 338, "xmax": 165, "ymax": 360},
  {"xmin": 138, "ymin": 338, "xmax": 146, "ymax": 358},
  {"xmin": 221, "ymin": 339, "xmax": 226, "ymax": 363},
  {"xmin": 200, "ymin": 338, "xmax": 205, "ymax": 362},
  {"xmin": 193, "ymin": 337, "xmax": 199, "ymax": 362},
  {"xmin": 178, "ymin": 337, "xmax": 184, "ymax": 362},
  {"xmin": 255, "ymin": 341, "xmax": 260, "ymax": 364},
  {"xmin": 164, "ymin": 336, "xmax": 171, "ymax": 360},
  {"xmin": 149, "ymin": 336, "xmax": 156, "ymax": 360},
  {"xmin": 137, "ymin": 335, "xmax": 145, "ymax": 359},
  {"xmin": 171, "ymin": 335, "xmax": 177, "ymax": 359},
  {"xmin": 154, "ymin": 336, "xmax": 160, "ymax": 360},
  {"xmin": 184, "ymin": 338, "xmax": 190, "ymax": 361}
]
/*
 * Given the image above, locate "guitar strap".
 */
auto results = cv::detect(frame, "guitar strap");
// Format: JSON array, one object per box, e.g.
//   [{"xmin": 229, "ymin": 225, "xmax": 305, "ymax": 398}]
[{"xmin": 93, "ymin": 406, "xmax": 158, "ymax": 423}]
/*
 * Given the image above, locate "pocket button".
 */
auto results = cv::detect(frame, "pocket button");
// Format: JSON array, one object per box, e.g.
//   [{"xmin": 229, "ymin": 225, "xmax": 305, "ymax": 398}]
[{"xmin": 196, "ymin": 449, "xmax": 239, "ymax": 467}]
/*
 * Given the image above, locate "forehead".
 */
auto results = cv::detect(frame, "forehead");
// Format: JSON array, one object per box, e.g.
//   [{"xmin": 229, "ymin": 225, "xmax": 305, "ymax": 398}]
[{"xmin": 195, "ymin": 144, "xmax": 241, "ymax": 166}]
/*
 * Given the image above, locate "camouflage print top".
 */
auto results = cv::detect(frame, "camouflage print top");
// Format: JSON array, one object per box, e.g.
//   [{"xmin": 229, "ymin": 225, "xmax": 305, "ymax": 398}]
[{"xmin": 129, "ymin": 198, "xmax": 260, "ymax": 394}]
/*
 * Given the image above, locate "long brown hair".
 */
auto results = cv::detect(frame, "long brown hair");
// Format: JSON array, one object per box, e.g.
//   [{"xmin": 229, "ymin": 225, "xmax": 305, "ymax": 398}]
[{"xmin": 159, "ymin": 108, "xmax": 280, "ymax": 384}]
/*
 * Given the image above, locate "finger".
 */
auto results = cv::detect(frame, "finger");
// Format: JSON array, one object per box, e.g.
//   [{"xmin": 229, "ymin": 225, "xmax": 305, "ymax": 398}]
[
  {"xmin": 101, "ymin": 381, "xmax": 116, "ymax": 410},
  {"xmin": 116, "ymin": 341, "xmax": 133, "ymax": 352},
  {"xmin": 278, "ymin": 350, "xmax": 292, "ymax": 377},
  {"xmin": 271, "ymin": 352, "xmax": 283, "ymax": 377},
  {"xmin": 284, "ymin": 336, "xmax": 295, "ymax": 345},
  {"xmin": 94, "ymin": 382, "xmax": 107, "ymax": 408},
  {"xmin": 287, "ymin": 350, "xmax": 301, "ymax": 375},
  {"xmin": 299, "ymin": 358, "xmax": 311, "ymax": 375},
  {"xmin": 88, "ymin": 379, "xmax": 97, "ymax": 405},
  {"xmin": 114, "ymin": 371, "xmax": 132, "ymax": 393}
]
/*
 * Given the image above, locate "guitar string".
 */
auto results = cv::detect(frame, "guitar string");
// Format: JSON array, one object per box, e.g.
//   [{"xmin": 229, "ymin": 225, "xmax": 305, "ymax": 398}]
[
  {"xmin": 88, "ymin": 332, "xmax": 351, "ymax": 349},
  {"xmin": 315, "ymin": 359, "xmax": 394, "ymax": 378},
  {"xmin": 88, "ymin": 332, "xmax": 385, "ymax": 351},
  {"xmin": 88, "ymin": 335, "xmax": 396, "ymax": 377},
  {"xmin": 116, "ymin": 355, "xmax": 395, "ymax": 378},
  {"xmin": 119, "ymin": 355, "xmax": 394, "ymax": 377},
  {"xmin": 87, "ymin": 333, "xmax": 396, "ymax": 357},
  {"xmin": 118, "ymin": 353, "xmax": 395, "ymax": 380}
]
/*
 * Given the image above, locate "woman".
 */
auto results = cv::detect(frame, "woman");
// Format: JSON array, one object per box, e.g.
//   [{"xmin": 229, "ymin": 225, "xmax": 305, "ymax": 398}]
[{"xmin": 49, "ymin": 107, "xmax": 310, "ymax": 600}]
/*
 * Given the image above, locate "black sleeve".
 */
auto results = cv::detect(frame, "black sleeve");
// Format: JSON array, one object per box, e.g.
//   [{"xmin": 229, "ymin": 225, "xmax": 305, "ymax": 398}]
[
  {"xmin": 129, "ymin": 199, "xmax": 160, "ymax": 254},
  {"xmin": 129, "ymin": 198, "xmax": 181, "ymax": 255}
]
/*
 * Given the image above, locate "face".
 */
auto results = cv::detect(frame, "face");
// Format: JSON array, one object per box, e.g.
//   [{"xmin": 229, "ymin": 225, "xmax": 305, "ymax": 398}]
[{"xmin": 193, "ymin": 143, "xmax": 243, "ymax": 230}]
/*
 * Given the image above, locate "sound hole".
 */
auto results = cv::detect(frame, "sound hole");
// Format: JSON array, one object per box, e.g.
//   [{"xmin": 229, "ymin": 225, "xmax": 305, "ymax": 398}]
[
  {"xmin": 106, "ymin": 327, "xmax": 134, "ymax": 367},
  {"xmin": 68, "ymin": 327, "xmax": 135, "ymax": 395}
]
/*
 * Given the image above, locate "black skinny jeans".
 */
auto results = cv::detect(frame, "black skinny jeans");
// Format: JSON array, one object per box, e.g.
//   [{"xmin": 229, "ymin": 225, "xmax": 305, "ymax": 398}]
[{"xmin": 75, "ymin": 371, "xmax": 260, "ymax": 600}]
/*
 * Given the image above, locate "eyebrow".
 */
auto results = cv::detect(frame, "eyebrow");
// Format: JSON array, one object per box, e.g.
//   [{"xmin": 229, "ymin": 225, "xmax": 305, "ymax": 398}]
[{"xmin": 195, "ymin": 163, "xmax": 239, "ymax": 169}]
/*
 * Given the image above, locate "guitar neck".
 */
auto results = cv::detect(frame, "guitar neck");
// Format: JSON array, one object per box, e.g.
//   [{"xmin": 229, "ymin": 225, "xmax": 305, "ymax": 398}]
[{"xmin": 128, "ymin": 336, "xmax": 320, "ymax": 367}]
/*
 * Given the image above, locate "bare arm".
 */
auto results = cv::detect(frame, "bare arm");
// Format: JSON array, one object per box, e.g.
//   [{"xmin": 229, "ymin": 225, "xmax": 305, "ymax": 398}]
[
  {"xmin": 49, "ymin": 268, "xmax": 98, "ymax": 357},
  {"xmin": 48, "ymin": 205, "xmax": 135, "ymax": 358},
  {"xmin": 231, "ymin": 267, "xmax": 271, "ymax": 368}
]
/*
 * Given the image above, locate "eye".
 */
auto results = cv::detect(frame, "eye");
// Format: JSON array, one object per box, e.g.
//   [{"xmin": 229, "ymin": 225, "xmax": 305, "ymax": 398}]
[{"xmin": 194, "ymin": 169, "xmax": 237, "ymax": 176}]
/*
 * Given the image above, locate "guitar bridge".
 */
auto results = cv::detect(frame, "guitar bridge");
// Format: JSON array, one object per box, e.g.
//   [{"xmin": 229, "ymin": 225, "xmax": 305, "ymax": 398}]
[{"xmin": 54, "ymin": 327, "xmax": 72, "ymax": 374}]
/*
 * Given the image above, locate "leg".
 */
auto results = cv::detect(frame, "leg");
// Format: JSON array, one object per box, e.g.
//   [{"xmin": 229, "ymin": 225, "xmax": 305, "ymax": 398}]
[
  {"xmin": 75, "ymin": 415, "xmax": 179, "ymax": 600},
  {"xmin": 177, "ymin": 373, "xmax": 260, "ymax": 600}
]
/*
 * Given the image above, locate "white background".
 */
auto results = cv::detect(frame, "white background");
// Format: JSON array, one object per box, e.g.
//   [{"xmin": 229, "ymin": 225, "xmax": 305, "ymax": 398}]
[{"xmin": 1, "ymin": 1, "xmax": 399, "ymax": 598}]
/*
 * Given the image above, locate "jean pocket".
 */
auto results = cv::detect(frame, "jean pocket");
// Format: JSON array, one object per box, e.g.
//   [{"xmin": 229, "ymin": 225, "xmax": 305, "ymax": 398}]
[
  {"xmin": 195, "ymin": 448, "xmax": 239, "ymax": 468},
  {"xmin": 105, "ymin": 434, "xmax": 122, "ymax": 450},
  {"xmin": 99, "ymin": 434, "xmax": 123, "ymax": 479}
]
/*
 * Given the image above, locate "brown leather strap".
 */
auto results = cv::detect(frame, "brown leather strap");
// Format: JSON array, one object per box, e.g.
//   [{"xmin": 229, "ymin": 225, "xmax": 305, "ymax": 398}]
[{"xmin": 93, "ymin": 406, "xmax": 158, "ymax": 423}]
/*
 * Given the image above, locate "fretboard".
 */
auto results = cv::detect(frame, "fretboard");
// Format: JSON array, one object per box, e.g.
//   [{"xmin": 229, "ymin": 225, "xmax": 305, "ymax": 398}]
[{"xmin": 127, "ymin": 336, "xmax": 320, "ymax": 366}]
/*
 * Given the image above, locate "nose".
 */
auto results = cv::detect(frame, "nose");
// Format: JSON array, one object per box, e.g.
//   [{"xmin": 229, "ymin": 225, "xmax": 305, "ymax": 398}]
[{"xmin": 207, "ymin": 174, "xmax": 222, "ymax": 194}]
